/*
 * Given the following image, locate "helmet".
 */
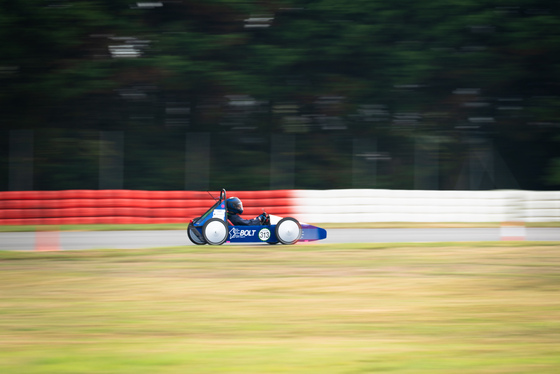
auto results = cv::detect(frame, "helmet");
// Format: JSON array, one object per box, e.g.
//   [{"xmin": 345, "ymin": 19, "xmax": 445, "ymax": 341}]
[{"xmin": 226, "ymin": 197, "xmax": 243, "ymax": 215}]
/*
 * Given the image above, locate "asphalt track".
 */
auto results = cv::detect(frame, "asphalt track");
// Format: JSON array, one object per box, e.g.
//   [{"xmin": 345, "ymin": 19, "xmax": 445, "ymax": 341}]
[{"xmin": 1, "ymin": 228, "xmax": 559, "ymax": 251}]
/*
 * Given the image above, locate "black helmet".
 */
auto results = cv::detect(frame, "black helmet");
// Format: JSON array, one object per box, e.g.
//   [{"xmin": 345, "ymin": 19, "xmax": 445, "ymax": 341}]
[{"xmin": 226, "ymin": 197, "xmax": 243, "ymax": 215}]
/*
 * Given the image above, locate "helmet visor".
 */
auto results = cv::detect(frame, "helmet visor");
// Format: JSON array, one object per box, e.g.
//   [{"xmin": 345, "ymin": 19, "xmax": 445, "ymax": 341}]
[
  {"xmin": 235, "ymin": 200, "xmax": 243, "ymax": 213},
  {"xmin": 228, "ymin": 198, "xmax": 243, "ymax": 214}
]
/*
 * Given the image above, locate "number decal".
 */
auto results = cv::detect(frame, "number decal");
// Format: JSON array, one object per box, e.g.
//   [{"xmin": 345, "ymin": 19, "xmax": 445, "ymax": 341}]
[{"xmin": 258, "ymin": 228, "xmax": 271, "ymax": 241}]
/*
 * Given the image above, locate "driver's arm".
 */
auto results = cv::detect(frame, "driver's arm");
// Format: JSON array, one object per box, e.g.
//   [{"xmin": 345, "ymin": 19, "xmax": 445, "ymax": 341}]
[{"xmin": 228, "ymin": 214, "xmax": 262, "ymax": 226}]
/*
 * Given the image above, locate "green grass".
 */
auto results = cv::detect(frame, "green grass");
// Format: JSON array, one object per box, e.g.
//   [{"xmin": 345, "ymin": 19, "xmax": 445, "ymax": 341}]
[
  {"xmin": 1, "ymin": 221, "xmax": 559, "ymax": 232},
  {"xmin": 1, "ymin": 242, "xmax": 560, "ymax": 373}
]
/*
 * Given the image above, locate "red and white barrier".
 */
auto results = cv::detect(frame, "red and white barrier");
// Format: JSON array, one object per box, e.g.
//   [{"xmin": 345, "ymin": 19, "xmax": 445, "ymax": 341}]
[{"xmin": 0, "ymin": 189, "xmax": 558, "ymax": 225}]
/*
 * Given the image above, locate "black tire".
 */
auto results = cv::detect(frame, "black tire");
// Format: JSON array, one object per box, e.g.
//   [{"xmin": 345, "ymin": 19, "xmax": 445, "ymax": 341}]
[
  {"xmin": 275, "ymin": 217, "xmax": 302, "ymax": 245},
  {"xmin": 202, "ymin": 218, "xmax": 229, "ymax": 245},
  {"xmin": 187, "ymin": 221, "xmax": 206, "ymax": 245}
]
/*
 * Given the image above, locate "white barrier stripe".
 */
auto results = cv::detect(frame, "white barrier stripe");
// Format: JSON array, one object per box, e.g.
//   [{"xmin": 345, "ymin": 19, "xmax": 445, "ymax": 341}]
[{"xmin": 292, "ymin": 189, "xmax": 560, "ymax": 223}]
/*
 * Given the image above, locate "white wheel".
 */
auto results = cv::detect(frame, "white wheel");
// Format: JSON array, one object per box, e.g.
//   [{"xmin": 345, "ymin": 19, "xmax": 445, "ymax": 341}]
[
  {"xmin": 275, "ymin": 217, "xmax": 302, "ymax": 245},
  {"xmin": 202, "ymin": 218, "xmax": 228, "ymax": 245}
]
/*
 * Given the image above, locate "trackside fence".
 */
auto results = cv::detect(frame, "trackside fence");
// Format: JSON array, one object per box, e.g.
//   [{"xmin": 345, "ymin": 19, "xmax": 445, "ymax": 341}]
[
  {"xmin": 0, "ymin": 189, "xmax": 558, "ymax": 225},
  {"xmin": 292, "ymin": 189, "xmax": 560, "ymax": 223},
  {"xmin": 0, "ymin": 190, "xmax": 294, "ymax": 225}
]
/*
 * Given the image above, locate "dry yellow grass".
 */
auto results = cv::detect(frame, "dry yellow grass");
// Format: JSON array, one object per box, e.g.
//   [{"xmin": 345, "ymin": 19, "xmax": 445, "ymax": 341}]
[{"xmin": 1, "ymin": 242, "xmax": 559, "ymax": 373}]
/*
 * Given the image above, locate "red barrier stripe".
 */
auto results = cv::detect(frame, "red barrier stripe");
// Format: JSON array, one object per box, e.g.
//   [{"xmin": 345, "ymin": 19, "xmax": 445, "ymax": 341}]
[
  {"xmin": 144, "ymin": 199, "xmax": 211, "ymax": 208},
  {"xmin": 58, "ymin": 190, "xmax": 98, "ymax": 199},
  {"xmin": 229, "ymin": 190, "xmax": 292, "ymax": 199},
  {"xmin": 0, "ymin": 198, "xmax": 216, "ymax": 210},
  {"xmin": 0, "ymin": 192, "xmax": 25, "ymax": 200},
  {"xmin": 238, "ymin": 198, "xmax": 293, "ymax": 207},
  {"xmin": 0, "ymin": 190, "xmax": 296, "ymax": 225},
  {"xmin": 0, "ymin": 191, "xmax": 60, "ymax": 200},
  {"xmin": 1, "ymin": 199, "xmax": 84, "ymax": 209},
  {"xmin": 1, "ymin": 209, "xmax": 43, "ymax": 219}
]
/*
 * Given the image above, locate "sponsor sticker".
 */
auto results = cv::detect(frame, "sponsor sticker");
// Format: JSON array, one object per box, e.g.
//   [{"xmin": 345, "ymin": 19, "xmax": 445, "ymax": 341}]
[
  {"xmin": 229, "ymin": 227, "xmax": 256, "ymax": 239},
  {"xmin": 258, "ymin": 228, "xmax": 271, "ymax": 241},
  {"xmin": 212, "ymin": 209, "xmax": 225, "ymax": 220}
]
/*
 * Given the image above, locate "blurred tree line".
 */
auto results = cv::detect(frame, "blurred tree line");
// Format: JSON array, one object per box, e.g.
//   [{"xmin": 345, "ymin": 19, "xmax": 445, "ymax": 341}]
[{"xmin": 1, "ymin": 0, "xmax": 560, "ymax": 191}]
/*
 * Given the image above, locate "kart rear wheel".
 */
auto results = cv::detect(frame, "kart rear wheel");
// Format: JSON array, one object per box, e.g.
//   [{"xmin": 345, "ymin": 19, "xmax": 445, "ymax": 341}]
[
  {"xmin": 202, "ymin": 218, "xmax": 228, "ymax": 245},
  {"xmin": 187, "ymin": 221, "xmax": 206, "ymax": 245},
  {"xmin": 275, "ymin": 217, "xmax": 302, "ymax": 245}
]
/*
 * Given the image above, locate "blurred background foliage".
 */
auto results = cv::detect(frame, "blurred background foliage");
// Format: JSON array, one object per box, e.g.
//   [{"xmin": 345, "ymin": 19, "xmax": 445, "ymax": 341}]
[{"xmin": 1, "ymin": 0, "xmax": 560, "ymax": 191}]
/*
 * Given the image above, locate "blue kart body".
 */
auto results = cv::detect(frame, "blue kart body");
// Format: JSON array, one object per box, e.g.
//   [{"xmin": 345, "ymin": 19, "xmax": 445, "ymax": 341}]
[
  {"xmin": 187, "ymin": 189, "xmax": 327, "ymax": 245},
  {"xmin": 225, "ymin": 223, "xmax": 327, "ymax": 244}
]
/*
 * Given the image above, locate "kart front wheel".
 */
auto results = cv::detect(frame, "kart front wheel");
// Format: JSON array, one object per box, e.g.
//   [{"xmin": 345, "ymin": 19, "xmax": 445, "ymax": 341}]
[
  {"xmin": 275, "ymin": 217, "xmax": 302, "ymax": 245},
  {"xmin": 202, "ymin": 218, "xmax": 228, "ymax": 245},
  {"xmin": 187, "ymin": 221, "xmax": 206, "ymax": 245}
]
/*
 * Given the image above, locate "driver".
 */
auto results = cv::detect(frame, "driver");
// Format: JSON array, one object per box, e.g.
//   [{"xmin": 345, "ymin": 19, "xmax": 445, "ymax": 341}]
[{"xmin": 226, "ymin": 197, "xmax": 269, "ymax": 226}]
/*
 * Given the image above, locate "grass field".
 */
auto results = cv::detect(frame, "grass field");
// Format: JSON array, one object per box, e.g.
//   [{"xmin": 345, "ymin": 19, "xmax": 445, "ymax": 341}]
[{"xmin": 1, "ymin": 242, "xmax": 560, "ymax": 373}]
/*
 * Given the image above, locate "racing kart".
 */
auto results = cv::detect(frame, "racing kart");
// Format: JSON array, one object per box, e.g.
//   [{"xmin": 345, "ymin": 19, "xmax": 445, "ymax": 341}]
[{"xmin": 187, "ymin": 189, "xmax": 327, "ymax": 245}]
